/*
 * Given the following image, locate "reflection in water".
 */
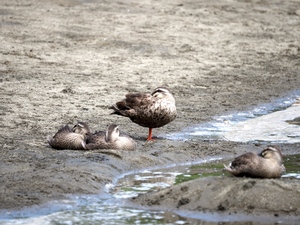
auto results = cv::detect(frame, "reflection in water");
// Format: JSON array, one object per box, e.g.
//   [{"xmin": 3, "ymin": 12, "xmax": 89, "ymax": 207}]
[{"xmin": 0, "ymin": 200, "xmax": 187, "ymax": 225}]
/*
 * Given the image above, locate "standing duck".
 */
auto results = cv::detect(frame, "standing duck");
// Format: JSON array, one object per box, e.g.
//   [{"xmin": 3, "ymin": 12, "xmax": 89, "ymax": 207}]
[
  {"xmin": 224, "ymin": 145, "xmax": 285, "ymax": 178},
  {"xmin": 86, "ymin": 124, "xmax": 136, "ymax": 151},
  {"xmin": 47, "ymin": 122, "xmax": 91, "ymax": 150},
  {"xmin": 109, "ymin": 87, "xmax": 177, "ymax": 141}
]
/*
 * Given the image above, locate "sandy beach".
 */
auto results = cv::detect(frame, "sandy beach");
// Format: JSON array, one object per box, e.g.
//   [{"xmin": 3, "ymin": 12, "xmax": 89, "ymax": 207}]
[{"xmin": 0, "ymin": 0, "xmax": 300, "ymax": 219}]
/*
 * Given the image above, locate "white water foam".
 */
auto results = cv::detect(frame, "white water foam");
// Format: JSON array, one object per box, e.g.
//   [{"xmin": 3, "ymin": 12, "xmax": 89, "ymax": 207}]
[{"xmin": 166, "ymin": 93, "xmax": 300, "ymax": 143}]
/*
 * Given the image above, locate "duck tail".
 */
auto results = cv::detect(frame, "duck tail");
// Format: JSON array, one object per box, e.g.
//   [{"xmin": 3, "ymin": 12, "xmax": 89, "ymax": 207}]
[
  {"xmin": 46, "ymin": 135, "xmax": 53, "ymax": 145},
  {"xmin": 109, "ymin": 105, "xmax": 127, "ymax": 116},
  {"xmin": 223, "ymin": 163, "xmax": 232, "ymax": 172},
  {"xmin": 81, "ymin": 140, "xmax": 87, "ymax": 150}
]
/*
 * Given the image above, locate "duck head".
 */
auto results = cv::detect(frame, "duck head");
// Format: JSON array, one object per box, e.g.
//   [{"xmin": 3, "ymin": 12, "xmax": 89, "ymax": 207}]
[
  {"xmin": 72, "ymin": 121, "xmax": 91, "ymax": 137},
  {"xmin": 105, "ymin": 124, "xmax": 120, "ymax": 142},
  {"xmin": 151, "ymin": 87, "xmax": 175, "ymax": 100},
  {"xmin": 260, "ymin": 145, "xmax": 283, "ymax": 164}
]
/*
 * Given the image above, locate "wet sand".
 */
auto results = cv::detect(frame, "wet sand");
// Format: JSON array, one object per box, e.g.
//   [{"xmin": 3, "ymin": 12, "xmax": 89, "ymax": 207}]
[{"xmin": 1, "ymin": 0, "xmax": 300, "ymax": 219}]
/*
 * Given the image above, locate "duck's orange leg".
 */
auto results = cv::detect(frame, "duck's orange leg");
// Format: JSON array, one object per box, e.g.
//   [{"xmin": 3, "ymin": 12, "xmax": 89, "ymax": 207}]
[{"xmin": 146, "ymin": 128, "xmax": 154, "ymax": 141}]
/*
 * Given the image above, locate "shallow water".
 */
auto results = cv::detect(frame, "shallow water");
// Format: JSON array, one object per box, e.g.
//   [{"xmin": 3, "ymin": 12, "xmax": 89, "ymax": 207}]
[
  {"xmin": 114, "ymin": 154, "xmax": 300, "ymax": 197},
  {"xmin": 1, "ymin": 94, "xmax": 300, "ymax": 224},
  {"xmin": 112, "ymin": 157, "xmax": 224, "ymax": 199},
  {"xmin": 166, "ymin": 92, "xmax": 300, "ymax": 143},
  {"xmin": 1, "ymin": 155, "xmax": 299, "ymax": 225},
  {"xmin": 282, "ymin": 154, "xmax": 300, "ymax": 179}
]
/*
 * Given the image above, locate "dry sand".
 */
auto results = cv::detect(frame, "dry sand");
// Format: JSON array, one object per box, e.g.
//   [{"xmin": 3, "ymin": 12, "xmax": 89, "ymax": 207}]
[{"xmin": 1, "ymin": 0, "xmax": 300, "ymax": 219}]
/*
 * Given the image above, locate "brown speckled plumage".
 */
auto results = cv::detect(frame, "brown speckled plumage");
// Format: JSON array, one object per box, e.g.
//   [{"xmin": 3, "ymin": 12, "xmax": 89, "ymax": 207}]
[
  {"xmin": 86, "ymin": 124, "xmax": 136, "ymax": 151},
  {"xmin": 72, "ymin": 121, "xmax": 91, "ymax": 136},
  {"xmin": 224, "ymin": 145, "xmax": 285, "ymax": 178},
  {"xmin": 47, "ymin": 123, "xmax": 90, "ymax": 150},
  {"xmin": 110, "ymin": 87, "xmax": 176, "ymax": 140}
]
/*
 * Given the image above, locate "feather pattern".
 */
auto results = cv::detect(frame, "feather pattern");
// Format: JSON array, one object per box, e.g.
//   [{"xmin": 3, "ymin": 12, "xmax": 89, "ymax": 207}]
[
  {"xmin": 86, "ymin": 124, "xmax": 136, "ymax": 151},
  {"xmin": 110, "ymin": 87, "xmax": 176, "ymax": 140},
  {"xmin": 47, "ymin": 124, "xmax": 88, "ymax": 150},
  {"xmin": 224, "ymin": 145, "xmax": 285, "ymax": 178}
]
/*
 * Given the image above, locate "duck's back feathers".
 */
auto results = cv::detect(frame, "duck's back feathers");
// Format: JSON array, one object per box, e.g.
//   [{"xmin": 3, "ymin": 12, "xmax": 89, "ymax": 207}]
[
  {"xmin": 124, "ymin": 93, "xmax": 152, "ymax": 107},
  {"xmin": 224, "ymin": 146, "xmax": 285, "ymax": 179},
  {"xmin": 86, "ymin": 124, "xmax": 136, "ymax": 151},
  {"xmin": 110, "ymin": 93, "xmax": 151, "ymax": 117},
  {"xmin": 55, "ymin": 125, "xmax": 72, "ymax": 134},
  {"xmin": 110, "ymin": 87, "xmax": 176, "ymax": 129},
  {"xmin": 86, "ymin": 130, "xmax": 106, "ymax": 147},
  {"xmin": 224, "ymin": 152, "xmax": 260, "ymax": 178},
  {"xmin": 48, "ymin": 125, "xmax": 87, "ymax": 150}
]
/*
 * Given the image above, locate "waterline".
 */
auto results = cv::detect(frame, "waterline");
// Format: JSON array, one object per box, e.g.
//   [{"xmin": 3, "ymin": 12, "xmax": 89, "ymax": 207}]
[{"xmin": 166, "ymin": 91, "xmax": 300, "ymax": 143}]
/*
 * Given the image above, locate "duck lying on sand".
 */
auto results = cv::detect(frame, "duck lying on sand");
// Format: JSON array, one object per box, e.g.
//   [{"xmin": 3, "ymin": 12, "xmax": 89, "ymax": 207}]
[
  {"xmin": 47, "ymin": 122, "xmax": 90, "ymax": 150},
  {"xmin": 86, "ymin": 124, "xmax": 136, "ymax": 151},
  {"xmin": 224, "ymin": 145, "xmax": 285, "ymax": 178},
  {"xmin": 48, "ymin": 122, "xmax": 136, "ymax": 151}
]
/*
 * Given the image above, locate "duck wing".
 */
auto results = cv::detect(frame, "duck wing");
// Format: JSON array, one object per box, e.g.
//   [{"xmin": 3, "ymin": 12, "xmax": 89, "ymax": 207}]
[
  {"xmin": 124, "ymin": 93, "xmax": 152, "ymax": 107},
  {"xmin": 48, "ymin": 125, "xmax": 71, "ymax": 143},
  {"xmin": 48, "ymin": 125, "xmax": 86, "ymax": 150},
  {"xmin": 224, "ymin": 152, "xmax": 260, "ymax": 177},
  {"xmin": 54, "ymin": 125, "xmax": 72, "ymax": 135},
  {"xmin": 110, "ymin": 92, "xmax": 152, "ymax": 117},
  {"xmin": 87, "ymin": 131, "xmax": 106, "ymax": 144}
]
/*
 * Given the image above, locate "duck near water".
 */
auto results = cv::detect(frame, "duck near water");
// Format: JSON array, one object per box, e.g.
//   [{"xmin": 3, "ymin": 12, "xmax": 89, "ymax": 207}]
[
  {"xmin": 224, "ymin": 145, "xmax": 285, "ymax": 178},
  {"xmin": 110, "ymin": 87, "xmax": 177, "ymax": 141}
]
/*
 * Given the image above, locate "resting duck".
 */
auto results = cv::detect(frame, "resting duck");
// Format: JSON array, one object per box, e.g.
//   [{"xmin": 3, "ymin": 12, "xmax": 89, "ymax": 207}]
[
  {"xmin": 224, "ymin": 145, "xmax": 285, "ymax": 178},
  {"xmin": 86, "ymin": 124, "xmax": 136, "ymax": 151},
  {"xmin": 72, "ymin": 121, "xmax": 91, "ymax": 136},
  {"xmin": 110, "ymin": 87, "xmax": 177, "ymax": 141},
  {"xmin": 47, "ymin": 122, "xmax": 91, "ymax": 150}
]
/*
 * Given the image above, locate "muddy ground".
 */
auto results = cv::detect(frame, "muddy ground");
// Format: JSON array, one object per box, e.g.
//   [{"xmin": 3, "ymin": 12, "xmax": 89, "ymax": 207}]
[{"xmin": 0, "ymin": 0, "xmax": 300, "ymax": 220}]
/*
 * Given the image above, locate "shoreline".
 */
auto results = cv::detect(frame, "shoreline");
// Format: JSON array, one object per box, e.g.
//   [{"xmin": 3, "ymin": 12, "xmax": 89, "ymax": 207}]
[
  {"xmin": 1, "ymin": 145, "xmax": 299, "ymax": 221},
  {"xmin": 1, "ymin": 0, "xmax": 300, "ymax": 220}
]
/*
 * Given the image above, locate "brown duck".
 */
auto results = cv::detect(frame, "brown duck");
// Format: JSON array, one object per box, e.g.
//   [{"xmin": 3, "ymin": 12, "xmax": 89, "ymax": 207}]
[
  {"xmin": 224, "ymin": 145, "xmax": 285, "ymax": 178},
  {"xmin": 86, "ymin": 124, "xmax": 136, "ymax": 151},
  {"xmin": 47, "ymin": 122, "xmax": 90, "ymax": 150},
  {"xmin": 72, "ymin": 121, "xmax": 91, "ymax": 136},
  {"xmin": 110, "ymin": 87, "xmax": 177, "ymax": 141}
]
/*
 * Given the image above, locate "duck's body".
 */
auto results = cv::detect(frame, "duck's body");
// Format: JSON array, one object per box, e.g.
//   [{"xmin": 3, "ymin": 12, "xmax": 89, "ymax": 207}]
[
  {"xmin": 110, "ymin": 87, "xmax": 176, "ymax": 140},
  {"xmin": 47, "ymin": 125, "xmax": 88, "ymax": 150},
  {"xmin": 224, "ymin": 145, "xmax": 285, "ymax": 178},
  {"xmin": 86, "ymin": 124, "xmax": 136, "ymax": 151}
]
